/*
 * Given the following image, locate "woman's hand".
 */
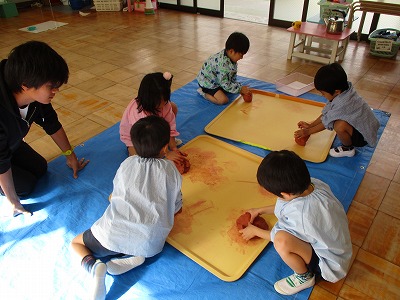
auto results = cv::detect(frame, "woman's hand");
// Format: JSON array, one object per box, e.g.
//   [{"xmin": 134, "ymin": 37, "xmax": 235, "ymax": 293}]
[{"xmin": 66, "ymin": 153, "xmax": 89, "ymax": 179}]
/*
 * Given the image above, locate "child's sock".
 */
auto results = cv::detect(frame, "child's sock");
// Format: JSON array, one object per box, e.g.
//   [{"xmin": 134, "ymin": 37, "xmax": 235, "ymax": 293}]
[
  {"xmin": 341, "ymin": 145, "xmax": 354, "ymax": 150},
  {"xmin": 295, "ymin": 270, "xmax": 314, "ymax": 281},
  {"xmin": 81, "ymin": 254, "xmax": 97, "ymax": 273},
  {"xmin": 106, "ymin": 255, "xmax": 145, "ymax": 275},
  {"xmin": 196, "ymin": 88, "xmax": 207, "ymax": 100},
  {"xmin": 91, "ymin": 260, "xmax": 107, "ymax": 300}
]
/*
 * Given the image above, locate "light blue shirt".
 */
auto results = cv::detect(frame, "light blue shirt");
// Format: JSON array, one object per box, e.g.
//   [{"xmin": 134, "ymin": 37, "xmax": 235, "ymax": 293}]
[
  {"xmin": 270, "ymin": 178, "xmax": 352, "ymax": 283},
  {"xmin": 322, "ymin": 82, "xmax": 380, "ymax": 147},
  {"xmin": 91, "ymin": 156, "xmax": 182, "ymax": 257}
]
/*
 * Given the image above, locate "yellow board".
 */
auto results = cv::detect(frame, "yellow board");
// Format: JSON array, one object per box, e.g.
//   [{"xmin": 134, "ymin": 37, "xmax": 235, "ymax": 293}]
[
  {"xmin": 204, "ymin": 90, "xmax": 336, "ymax": 163},
  {"xmin": 167, "ymin": 135, "xmax": 277, "ymax": 282}
]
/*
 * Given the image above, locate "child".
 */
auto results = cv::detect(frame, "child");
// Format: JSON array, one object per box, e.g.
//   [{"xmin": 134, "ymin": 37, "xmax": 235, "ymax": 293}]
[
  {"xmin": 239, "ymin": 150, "xmax": 352, "ymax": 296},
  {"xmin": 71, "ymin": 115, "xmax": 183, "ymax": 300},
  {"xmin": 196, "ymin": 31, "xmax": 251, "ymax": 105},
  {"xmin": 0, "ymin": 41, "xmax": 89, "ymax": 217},
  {"xmin": 120, "ymin": 72, "xmax": 185, "ymax": 163},
  {"xmin": 294, "ymin": 63, "xmax": 379, "ymax": 158}
]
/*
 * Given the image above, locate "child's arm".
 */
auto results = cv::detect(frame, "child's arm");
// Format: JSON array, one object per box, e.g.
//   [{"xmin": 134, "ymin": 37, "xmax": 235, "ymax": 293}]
[
  {"xmin": 295, "ymin": 115, "xmax": 325, "ymax": 138},
  {"xmin": 247, "ymin": 205, "xmax": 274, "ymax": 222}
]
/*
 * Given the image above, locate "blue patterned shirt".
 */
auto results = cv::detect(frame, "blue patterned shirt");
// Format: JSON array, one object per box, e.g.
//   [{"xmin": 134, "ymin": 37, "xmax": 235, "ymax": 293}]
[{"xmin": 197, "ymin": 49, "xmax": 242, "ymax": 94}]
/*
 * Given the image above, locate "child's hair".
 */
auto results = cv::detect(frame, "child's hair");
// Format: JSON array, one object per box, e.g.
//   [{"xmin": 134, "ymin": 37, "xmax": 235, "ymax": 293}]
[
  {"xmin": 130, "ymin": 115, "xmax": 170, "ymax": 158},
  {"xmin": 257, "ymin": 150, "xmax": 311, "ymax": 198},
  {"xmin": 225, "ymin": 32, "xmax": 250, "ymax": 55},
  {"xmin": 4, "ymin": 41, "xmax": 69, "ymax": 93},
  {"xmin": 136, "ymin": 72, "xmax": 173, "ymax": 115},
  {"xmin": 314, "ymin": 62, "xmax": 349, "ymax": 95}
]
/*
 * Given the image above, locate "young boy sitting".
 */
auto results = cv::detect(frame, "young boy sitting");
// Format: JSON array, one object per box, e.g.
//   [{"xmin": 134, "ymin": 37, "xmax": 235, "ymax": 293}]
[
  {"xmin": 70, "ymin": 115, "xmax": 183, "ymax": 300},
  {"xmin": 196, "ymin": 31, "xmax": 251, "ymax": 105},
  {"xmin": 239, "ymin": 150, "xmax": 352, "ymax": 295},
  {"xmin": 294, "ymin": 62, "xmax": 380, "ymax": 158}
]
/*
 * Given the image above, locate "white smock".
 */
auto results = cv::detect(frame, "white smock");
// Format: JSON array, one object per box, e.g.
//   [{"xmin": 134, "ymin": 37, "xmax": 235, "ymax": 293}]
[
  {"xmin": 270, "ymin": 178, "xmax": 352, "ymax": 283},
  {"xmin": 91, "ymin": 155, "xmax": 182, "ymax": 257}
]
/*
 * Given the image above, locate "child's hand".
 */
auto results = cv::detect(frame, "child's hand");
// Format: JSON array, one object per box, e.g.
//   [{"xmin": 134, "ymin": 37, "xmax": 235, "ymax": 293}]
[
  {"xmin": 246, "ymin": 208, "xmax": 260, "ymax": 223},
  {"xmin": 294, "ymin": 128, "xmax": 309, "ymax": 138},
  {"xmin": 166, "ymin": 149, "xmax": 187, "ymax": 164},
  {"xmin": 239, "ymin": 223, "xmax": 259, "ymax": 241},
  {"xmin": 297, "ymin": 121, "xmax": 310, "ymax": 129}
]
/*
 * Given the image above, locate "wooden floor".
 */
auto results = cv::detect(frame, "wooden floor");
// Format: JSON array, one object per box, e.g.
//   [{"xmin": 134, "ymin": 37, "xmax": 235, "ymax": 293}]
[{"xmin": 1, "ymin": 5, "xmax": 400, "ymax": 300}]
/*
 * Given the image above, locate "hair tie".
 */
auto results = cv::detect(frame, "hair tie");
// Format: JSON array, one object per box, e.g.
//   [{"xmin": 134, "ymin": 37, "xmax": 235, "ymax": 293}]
[{"xmin": 163, "ymin": 72, "xmax": 172, "ymax": 80}]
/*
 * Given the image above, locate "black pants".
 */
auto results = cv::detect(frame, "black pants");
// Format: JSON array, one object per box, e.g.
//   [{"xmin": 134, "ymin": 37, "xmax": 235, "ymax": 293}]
[{"xmin": 1, "ymin": 141, "xmax": 48, "ymax": 196}]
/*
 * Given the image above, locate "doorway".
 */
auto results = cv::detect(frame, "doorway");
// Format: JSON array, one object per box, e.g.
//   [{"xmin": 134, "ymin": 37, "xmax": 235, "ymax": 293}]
[{"xmin": 224, "ymin": 0, "xmax": 270, "ymax": 25}]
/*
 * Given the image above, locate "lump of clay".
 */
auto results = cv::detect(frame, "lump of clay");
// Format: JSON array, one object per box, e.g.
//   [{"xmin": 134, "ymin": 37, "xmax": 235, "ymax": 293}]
[
  {"xmin": 252, "ymin": 216, "xmax": 269, "ymax": 230},
  {"xmin": 236, "ymin": 212, "xmax": 269, "ymax": 231},
  {"xmin": 174, "ymin": 158, "xmax": 191, "ymax": 174},
  {"xmin": 243, "ymin": 92, "xmax": 253, "ymax": 103},
  {"xmin": 236, "ymin": 212, "xmax": 251, "ymax": 230},
  {"xmin": 295, "ymin": 135, "xmax": 310, "ymax": 146}
]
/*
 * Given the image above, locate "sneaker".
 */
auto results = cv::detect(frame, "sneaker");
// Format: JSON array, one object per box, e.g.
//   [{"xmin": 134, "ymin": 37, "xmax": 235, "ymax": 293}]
[
  {"xmin": 329, "ymin": 145, "xmax": 355, "ymax": 158},
  {"xmin": 197, "ymin": 88, "xmax": 207, "ymax": 100},
  {"xmin": 106, "ymin": 255, "xmax": 145, "ymax": 276},
  {"xmin": 91, "ymin": 260, "xmax": 107, "ymax": 300},
  {"xmin": 274, "ymin": 273, "xmax": 315, "ymax": 295},
  {"xmin": 175, "ymin": 138, "xmax": 183, "ymax": 146}
]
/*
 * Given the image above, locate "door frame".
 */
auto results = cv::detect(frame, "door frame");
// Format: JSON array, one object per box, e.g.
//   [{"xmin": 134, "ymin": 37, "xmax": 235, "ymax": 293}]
[
  {"xmin": 268, "ymin": 0, "xmax": 310, "ymax": 28},
  {"xmin": 158, "ymin": 0, "xmax": 224, "ymax": 17}
]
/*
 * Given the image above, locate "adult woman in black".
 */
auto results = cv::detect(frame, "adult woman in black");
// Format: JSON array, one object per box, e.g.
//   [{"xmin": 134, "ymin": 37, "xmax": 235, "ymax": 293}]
[{"xmin": 0, "ymin": 41, "xmax": 89, "ymax": 217}]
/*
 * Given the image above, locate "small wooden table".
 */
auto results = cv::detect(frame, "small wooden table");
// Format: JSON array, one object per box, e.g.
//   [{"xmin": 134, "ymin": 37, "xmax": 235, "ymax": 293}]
[
  {"xmin": 287, "ymin": 22, "xmax": 353, "ymax": 64},
  {"xmin": 349, "ymin": 0, "xmax": 400, "ymax": 41}
]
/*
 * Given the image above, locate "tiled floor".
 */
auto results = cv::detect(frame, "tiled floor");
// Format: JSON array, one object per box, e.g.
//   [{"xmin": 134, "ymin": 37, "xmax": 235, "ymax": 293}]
[{"xmin": 1, "ymin": 5, "xmax": 400, "ymax": 300}]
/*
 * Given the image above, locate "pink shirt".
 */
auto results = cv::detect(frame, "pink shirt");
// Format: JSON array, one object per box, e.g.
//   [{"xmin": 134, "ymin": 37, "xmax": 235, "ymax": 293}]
[{"xmin": 120, "ymin": 99, "xmax": 179, "ymax": 147}]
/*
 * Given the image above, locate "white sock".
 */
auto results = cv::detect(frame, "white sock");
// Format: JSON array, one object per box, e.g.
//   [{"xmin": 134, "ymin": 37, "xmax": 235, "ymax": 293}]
[
  {"xmin": 197, "ymin": 88, "xmax": 207, "ymax": 99},
  {"xmin": 106, "ymin": 255, "xmax": 145, "ymax": 276},
  {"xmin": 91, "ymin": 260, "xmax": 107, "ymax": 300}
]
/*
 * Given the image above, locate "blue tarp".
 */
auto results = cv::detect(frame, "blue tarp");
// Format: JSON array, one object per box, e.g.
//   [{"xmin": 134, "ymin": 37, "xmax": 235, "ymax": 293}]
[{"xmin": 0, "ymin": 77, "xmax": 390, "ymax": 300}]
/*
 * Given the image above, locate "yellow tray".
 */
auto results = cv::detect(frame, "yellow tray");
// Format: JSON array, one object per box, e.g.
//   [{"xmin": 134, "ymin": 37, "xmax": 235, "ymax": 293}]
[
  {"xmin": 204, "ymin": 90, "xmax": 336, "ymax": 163},
  {"xmin": 167, "ymin": 135, "xmax": 277, "ymax": 282}
]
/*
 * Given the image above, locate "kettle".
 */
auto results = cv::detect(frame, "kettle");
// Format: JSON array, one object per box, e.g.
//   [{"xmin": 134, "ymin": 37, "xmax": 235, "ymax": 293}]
[{"xmin": 324, "ymin": 9, "xmax": 346, "ymax": 34}]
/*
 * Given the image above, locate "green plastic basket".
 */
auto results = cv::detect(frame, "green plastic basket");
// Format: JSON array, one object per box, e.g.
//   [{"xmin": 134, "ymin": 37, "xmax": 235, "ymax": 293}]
[{"xmin": 368, "ymin": 28, "xmax": 400, "ymax": 58}]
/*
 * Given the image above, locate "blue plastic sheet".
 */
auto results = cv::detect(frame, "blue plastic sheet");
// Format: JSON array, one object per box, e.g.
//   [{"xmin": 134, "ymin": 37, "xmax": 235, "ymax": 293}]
[{"xmin": 0, "ymin": 77, "xmax": 390, "ymax": 300}]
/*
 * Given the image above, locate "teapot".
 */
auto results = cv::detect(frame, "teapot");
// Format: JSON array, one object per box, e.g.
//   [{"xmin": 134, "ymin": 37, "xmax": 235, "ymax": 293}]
[{"xmin": 324, "ymin": 9, "xmax": 346, "ymax": 34}]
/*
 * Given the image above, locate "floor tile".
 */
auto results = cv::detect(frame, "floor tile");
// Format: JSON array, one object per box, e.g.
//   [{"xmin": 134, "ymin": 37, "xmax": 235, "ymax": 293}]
[
  {"xmin": 367, "ymin": 149, "xmax": 400, "ymax": 180},
  {"xmin": 363, "ymin": 212, "xmax": 400, "ymax": 265},
  {"xmin": 338, "ymin": 284, "xmax": 376, "ymax": 300},
  {"xmin": 347, "ymin": 201, "xmax": 377, "ymax": 247},
  {"xmin": 87, "ymin": 103, "xmax": 126, "ymax": 128},
  {"xmin": 379, "ymin": 181, "xmax": 400, "ymax": 219},
  {"xmin": 344, "ymin": 248, "xmax": 400, "ymax": 300},
  {"xmin": 353, "ymin": 172, "xmax": 390, "ymax": 210}
]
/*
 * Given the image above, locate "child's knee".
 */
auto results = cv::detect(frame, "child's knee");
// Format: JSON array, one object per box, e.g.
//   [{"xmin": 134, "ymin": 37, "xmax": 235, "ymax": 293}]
[
  {"xmin": 333, "ymin": 120, "xmax": 352, "ymax": 133},
  {"xmin": 273, "ymin": 231, "xmax": 292, "ymax": 252}
]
